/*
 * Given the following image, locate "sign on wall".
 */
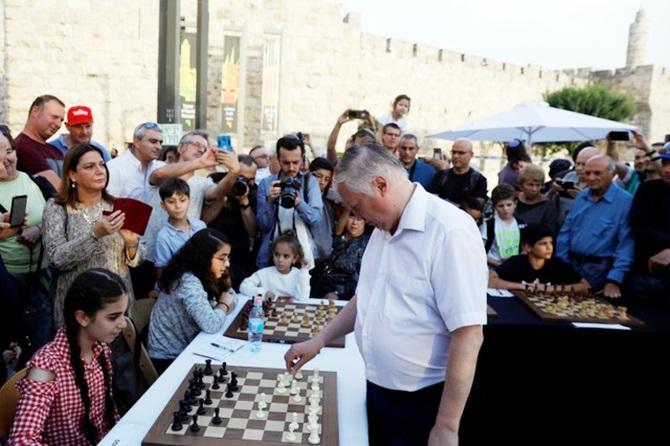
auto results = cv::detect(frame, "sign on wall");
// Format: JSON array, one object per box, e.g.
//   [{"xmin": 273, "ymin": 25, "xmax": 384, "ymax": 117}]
[
  {"xmin": 221, "ymin": 35, "xmax": 241, "ymax": 133},
  {"xmin": 261, "ymin": 34, "xmax": 281, "ymax": 133}
]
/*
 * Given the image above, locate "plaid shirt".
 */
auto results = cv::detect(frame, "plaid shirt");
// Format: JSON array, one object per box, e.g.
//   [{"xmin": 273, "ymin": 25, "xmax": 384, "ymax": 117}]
[{"xmin": 8, "ymin": 329, "xmax": 118, "ymax": 446}]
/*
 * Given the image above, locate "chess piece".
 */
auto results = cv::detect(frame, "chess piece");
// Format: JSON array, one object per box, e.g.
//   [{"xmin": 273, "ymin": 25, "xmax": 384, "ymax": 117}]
[
  {"xmin": 295, "ymin": 370, "xmax": 303, "ymax": 380},
  {"xmin": 290, "ymin": 379, "xmax": 299, "ymax": 395},
  {"xmin": 170, "ymin": 412, "xmax": 183, "ymax": 431},
  {"xmin": 204, "ymin": 389, "xmax": 212, "ymax": 405},
  {"xmin": 291, "ymin": 387, "xmax": 303, "ymax": 403},
  {"xmin": 197, "ymin": 398, "xmax": 206, "ymax": 415},
  {"xmin": 301, "ymin": 313, "xmax": 311, "ymax": 328},
  {"xmin": 285, "ymin": 423, "xmax": 298, "ymax": 443},
  {"xmin": 178, "ymin": 401, "xmax": 190, "ymax": 422},
  {"xmin": 310, "ymin": 368, "xmax": 320, "ymax": 382},
  {"xmin": 229, "ymin": 372, "xmax": 239, "ymax": 391},
  {"xmin": 308, "ymin": 412, "xmax": 319, "ymax": 426},
  {"xmin": 211, "ymin": 378, "xmax": 220, "ymax": 390},
  {"xmin": 225, "ymin": 384, "xmax": 234, "ymax": 398},
  {"xmin": 289, "ymin": 412, "xmax": 299, "ymax": 432},
  {"xmin": 189, "ymin": 414, "xmax": 200, "ymax": 432},
  {"xmin": 255, "ymin": 398, "xmax": 268, "ymax": 419},
  {"xmin": 221, "ymin": 362, "xmax": 228, "ymax": 376},
  {"xmin": 308, "ymin": 423, "xmax": 321, "ymax": 444},
  {"xmin": 311, "ymin": 379, "xmax": 320, "ymax": 392},
  {"xmin": 276, "ymin": 376, "xmax": 288, "ymax": 394},
  {"xmin": 212, "ymin": 407, "xmax": 222, "ymax": 425},
  {"xmin": 204, "ymin": 359, "xmax": 213, "ymax": 375}
]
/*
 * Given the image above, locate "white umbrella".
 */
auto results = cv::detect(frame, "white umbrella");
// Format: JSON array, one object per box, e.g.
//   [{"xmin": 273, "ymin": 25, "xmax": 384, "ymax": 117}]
[{"xmin": 428, "ymin": 101, "xmax": 638, "ymax": 144}]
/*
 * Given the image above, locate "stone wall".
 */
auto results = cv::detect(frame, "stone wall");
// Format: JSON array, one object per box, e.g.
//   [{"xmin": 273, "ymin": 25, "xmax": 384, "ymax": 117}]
[
  {"xmin": 0, "ymin": 0, "xmax": 159, "ymax": 149},
  {"xmin": 0, "ymin": 0, "xmax": 667, "ymax": 154}
]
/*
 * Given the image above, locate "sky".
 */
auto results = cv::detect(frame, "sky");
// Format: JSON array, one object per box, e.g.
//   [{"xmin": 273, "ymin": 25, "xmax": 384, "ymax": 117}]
[{"xmin": 340, "ymin": 0, "xmax": 670, "ymax": 69}]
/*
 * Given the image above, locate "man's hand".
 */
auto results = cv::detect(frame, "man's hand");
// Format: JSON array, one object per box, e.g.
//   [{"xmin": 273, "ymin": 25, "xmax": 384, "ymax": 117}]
[
  {"xmin": 631, "ymin": 129, "xmax": 650, "ymax": 152},
  {"xmin": 284, "ymin": 337, "xmax": 324, "ymax": 373},
  {"xmin": 648, "ymin": 248, "xmax": 670, "ymax": 273},
  {"xmin": 216, "ymin": 150, "xmax": 241, "ymax": 175},
  {"xmin": 603, "ymin": 282, "xmax": 622, "ymax": 299},
  {"xmin": 336, "ymin": 109, "xmax": 352, "ymax": 126},
  {"xmin": 0, "ymin": 213, "xmax": 22, "ymax": 240},
  {"xmin": 268, "ymin": 180, "xmax": 281, "ymax": 203},
  {"xmin": 197, "ymin": 149, "xmax": 220, "ymax": 170},
  {"xmin": 424, "ymin": 157, "xmax": 450, "ymax": 171},
  {"xmin": 428, "ymin": 424, "xmax": 458, "ymax": 446}
]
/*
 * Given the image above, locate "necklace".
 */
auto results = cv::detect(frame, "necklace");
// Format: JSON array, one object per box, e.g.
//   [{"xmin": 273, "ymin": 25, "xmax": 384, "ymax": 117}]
[{"xmin": 77, "ymin": 201, "xmax": 103, "ymax": 226}]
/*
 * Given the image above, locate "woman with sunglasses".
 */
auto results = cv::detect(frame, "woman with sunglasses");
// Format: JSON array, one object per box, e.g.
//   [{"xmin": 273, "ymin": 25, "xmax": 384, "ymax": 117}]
[{"xmin": 42, "ymin": 144, "xmax": 144, "ymax": 328}]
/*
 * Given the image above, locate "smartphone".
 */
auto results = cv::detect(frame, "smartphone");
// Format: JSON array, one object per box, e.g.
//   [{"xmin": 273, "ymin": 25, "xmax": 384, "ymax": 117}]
[
  {"xmin": 9, "ymin": 195, "xmax": 27, "ymax": 228},
  {"xmin": 433, "ymin": 148, "xmax": 442, "ymax": 160},
  {"xmin": 348, "ymin": 110, "xmax": 369, "ymax": 120},
  {"xmin": 217, "ymin": 134, "xmax": 233, "ymax": 152},
  {"xmin": 561, "ymin": 181, "xmax": 576, "ymax": 190},
  {"xmin": 609, "ymin": 131, "xmax": 630, "ymax": 141}
]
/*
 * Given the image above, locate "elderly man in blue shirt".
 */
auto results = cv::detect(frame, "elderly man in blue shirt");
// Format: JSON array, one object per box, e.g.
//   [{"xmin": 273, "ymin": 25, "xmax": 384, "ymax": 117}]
[
  {"xmin": 397, "ymin": 134, "xmax": 437, "ymax": 189},
  {"xmin": 556, "ymin": 154, "xmax": 634, "ymax": 299}
]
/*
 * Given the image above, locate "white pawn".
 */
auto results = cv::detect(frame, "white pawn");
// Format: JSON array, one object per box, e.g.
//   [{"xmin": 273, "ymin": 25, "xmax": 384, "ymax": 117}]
[
  {"xmin": 309, "ymin": 368, "xmax": 320, "ymax": 383},
  {"xmin": 255, "ymin": 399, "xmax": 267, "ymax": 419},
  {"xmin": 311, "ymin": 380, "xmax": 320, "ymax": 392},
  {"xmin": 291, "ymin": 385, "xmax": 303, "ymax": 403},
  {"xmin": 290, "ymin": 379, "xmax": 299, "ymax": 395},
  {"xmin": 285, "ymin": 423, "xmax": 298, "ymax": 443},
  {"xmin": 308, "ymin": 412, "xmax": 319, "ymax": 427},
  {"xmin": 289, "ymin": 412, "xmax": 299, "ymax": 432},
  {"xmin": 295, "ymin": 370, "xmax": 303, "ymax": 380},
  {"xmin": 276, "ymin": 375, "xmax": 288, "ymax": 394},
  {"xmin": 308, "ymin": 423, "xmax": 321, "ymax": 444}
]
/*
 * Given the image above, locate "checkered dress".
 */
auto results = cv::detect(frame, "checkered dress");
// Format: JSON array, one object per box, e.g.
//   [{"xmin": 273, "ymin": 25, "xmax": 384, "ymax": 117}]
[{"xmin": 8, "ymin": 329, "xmax": 118, "ymax": 445}]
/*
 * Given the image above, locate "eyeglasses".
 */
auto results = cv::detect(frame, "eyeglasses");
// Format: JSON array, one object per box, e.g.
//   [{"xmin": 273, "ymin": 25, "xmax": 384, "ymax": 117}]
[
  {"xmin": 451, "ymin": 150, "xmax": 469, "ymax": 155},
  {"xmin": 186, "ymin": 141, "xmax": 208, "ymax": 151}
]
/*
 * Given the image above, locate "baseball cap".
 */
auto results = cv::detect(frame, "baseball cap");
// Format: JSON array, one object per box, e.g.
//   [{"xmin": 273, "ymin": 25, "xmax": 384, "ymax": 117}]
[{"xmin": 67, "ymin": 105, "xmax": 94, "ymax": 126}]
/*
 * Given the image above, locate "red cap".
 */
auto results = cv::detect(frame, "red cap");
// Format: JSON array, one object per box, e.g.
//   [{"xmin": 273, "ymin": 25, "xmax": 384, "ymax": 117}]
[{"xmin": 67, "ymin": 105, "xmax": 94, "ymax": 126}]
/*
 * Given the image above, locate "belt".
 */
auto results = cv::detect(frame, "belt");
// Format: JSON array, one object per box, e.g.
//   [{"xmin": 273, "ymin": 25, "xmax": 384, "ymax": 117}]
[{"xmin": 570, "ymin": 252, "xmax": 612, "ymax": 264}]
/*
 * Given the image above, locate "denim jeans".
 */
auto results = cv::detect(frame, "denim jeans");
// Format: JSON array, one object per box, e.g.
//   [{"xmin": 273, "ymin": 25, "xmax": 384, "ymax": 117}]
[{"xmin": 570, "ymin": 257, "xmax": 612, "ymax": 291}]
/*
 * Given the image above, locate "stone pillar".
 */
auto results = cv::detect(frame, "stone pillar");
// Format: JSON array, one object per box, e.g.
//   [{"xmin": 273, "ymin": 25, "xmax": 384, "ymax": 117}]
[{"xmin": 626, "ymin": 8, "xmax": 648, "ymax": 68}]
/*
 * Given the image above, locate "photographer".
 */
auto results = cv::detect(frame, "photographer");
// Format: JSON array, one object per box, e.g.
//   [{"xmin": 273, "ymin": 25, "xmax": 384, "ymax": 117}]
[
  {"xmin": 326, "ymin": 109, "xmax": 377, "ymax": 167},
  {"xmin": 208, "ymin": 155, "xmax": 258, "ymax": 290},
  {"xmin": 256, "ymin": 134, "xmax": 323, "ymax": 269}
]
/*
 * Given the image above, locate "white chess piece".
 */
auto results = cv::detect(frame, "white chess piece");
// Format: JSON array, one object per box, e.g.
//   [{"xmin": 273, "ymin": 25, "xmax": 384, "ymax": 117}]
[
  {"xmin": 255, "ymin": 399, "xmax": 267, "ymax": 419},
  {"xmin": 311, "ymin": 380, "xmax": 320, "ymax": 392},
  {"xmin": 290, "ymin": 379, "xmax": 299, "ymax": 395},
  {"xmin": 295, "ymin": 370, "xmax": 303, "ymax": 380},
  {"xmin": 288, "ymin": 412, "xmax": 299, "ymax": 432},
  {"xmin": 309, "ymin": 368, "xmax": 320, "ymax": 383},
  {"xmin": 276, "ymin": 375, "xmax": 288, "ymax": 394},
  {"xmin": 308, "ymin": 412, "xmax": 319, "ymax": 426},
  {"xmin": 291, "ymin": 386, "xmax": 303, "ymax": 403},
  {"xmin": 308, "ymin": 423, "xmax": 321, "ymax": 444},
  {"xmin": 285, "ymin": 423, "xmax": 298, "ymax": 443}
]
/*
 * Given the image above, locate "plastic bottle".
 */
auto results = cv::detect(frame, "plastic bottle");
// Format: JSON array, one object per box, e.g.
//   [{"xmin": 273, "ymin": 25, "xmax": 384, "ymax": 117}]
[{"xmin": 248, "ymin": 294, "xmax": 265, "ymax": 352}]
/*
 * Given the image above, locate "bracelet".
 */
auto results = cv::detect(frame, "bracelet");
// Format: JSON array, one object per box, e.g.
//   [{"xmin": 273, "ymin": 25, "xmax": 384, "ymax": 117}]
[{"xmin": 218, "ymin": 302, "xmax": 230, "ymax": 312}]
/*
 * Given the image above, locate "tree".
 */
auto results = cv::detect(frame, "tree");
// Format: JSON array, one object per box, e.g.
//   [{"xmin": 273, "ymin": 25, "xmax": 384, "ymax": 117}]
[
  {"xmin": 539, "ymin": 84, "xmax": 636, "ymax": 156},
  {"xmin": 545, "ymin": 83, "xmax": 635, "ymax": 122}
]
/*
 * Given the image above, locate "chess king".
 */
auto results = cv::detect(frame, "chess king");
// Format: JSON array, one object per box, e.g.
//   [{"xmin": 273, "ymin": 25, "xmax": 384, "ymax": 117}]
[{"xmin": 285, "ymin": 145, "xmax": 488, "ymax": 446}]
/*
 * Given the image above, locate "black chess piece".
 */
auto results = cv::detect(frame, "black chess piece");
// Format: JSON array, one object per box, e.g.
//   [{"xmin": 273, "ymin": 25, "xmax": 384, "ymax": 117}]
[
  {"xmin": 190, "ymin": 382, "xmax": 202, "ymax": 397},
  {"xmin": 178, "ymin": 401, "xmax": 190, "ymax": 423},
  {"xmin": 204, "ymin": 359, "xmax": 213, "ymax": 375},
  {"xmin": 225, "ymin": 384, "xmax": 234, "ymax": 398},
  {"xmin": 197, "ymin": 398, "xmax": 206, "ymax": 415},
  {"xmin": 190, "ymin": 414, "xmax": 200, "ymax": 432},
  {"xmin": 229, "ymin": 372, "xmax": 239, "ymax": 391},
  {"xmin": 212, "ymin": 407, "xmax": 222, "ymax": 425},
  {"xmin": 217, "ymin": 368, "xmax": 226, "ymax": 384},
  {"xmin": 204, "ymin": 389, "xmax": 213, "ymax": 405},
  {"xmin": 211, "ymin": 378, "xmax": 220, "ymax": 390},
  {"xmin": 171, "ymin": 411, "xmax": 183, "ymax": 431},
  {"xmin": 221, "ymin": 362, "xmax": 228, "ymax": 376}
]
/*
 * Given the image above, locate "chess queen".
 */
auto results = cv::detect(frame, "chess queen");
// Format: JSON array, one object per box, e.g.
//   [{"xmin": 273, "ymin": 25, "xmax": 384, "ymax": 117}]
[{"xmin": 8, "ymin": 269, "xmax": 126, "ymax": 445}]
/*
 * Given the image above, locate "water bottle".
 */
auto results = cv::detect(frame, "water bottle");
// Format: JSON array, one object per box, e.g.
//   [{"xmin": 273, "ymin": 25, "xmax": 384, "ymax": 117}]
[{"xmin": 248, "ymin": 295, "xmax": 265, "ymax": 352}]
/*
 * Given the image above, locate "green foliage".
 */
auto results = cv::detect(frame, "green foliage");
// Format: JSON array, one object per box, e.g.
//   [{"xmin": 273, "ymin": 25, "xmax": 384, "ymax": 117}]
[{"xmin": 538, "ymin": 83, "xmax": 637, "ymax": 156}]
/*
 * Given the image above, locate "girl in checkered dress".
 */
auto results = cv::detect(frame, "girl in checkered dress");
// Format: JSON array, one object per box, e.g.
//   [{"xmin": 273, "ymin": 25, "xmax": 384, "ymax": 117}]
[{"xmin": 8, "ymin": 269, "xmax": 127, "ymax": 445}]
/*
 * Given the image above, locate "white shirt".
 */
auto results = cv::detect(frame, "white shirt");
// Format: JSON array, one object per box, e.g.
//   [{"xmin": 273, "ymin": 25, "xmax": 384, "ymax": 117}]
[
  {"xmin": 378, "ymin": 112, "xmax": 408, "ymax": 134},
  {"xmin": 239, "ymin": 266, "xmax": 310, "ymax": 301},
  {"xmin": 143, "ymin": 175, "xmax": 215, "ymax": 262},
  {"xmin": 355, "ymin": 184, "xmax": 487, "ymax": 391},
  {"xmin": 106, "ymin": 150, "xmax": 166, "ymax": 203}
]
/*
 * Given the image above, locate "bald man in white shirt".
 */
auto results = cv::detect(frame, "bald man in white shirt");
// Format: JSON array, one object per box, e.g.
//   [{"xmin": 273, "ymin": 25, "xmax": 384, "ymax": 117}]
[{"xmin": 285, "ymin": 144, "xmax": 487, "ymax": 446}]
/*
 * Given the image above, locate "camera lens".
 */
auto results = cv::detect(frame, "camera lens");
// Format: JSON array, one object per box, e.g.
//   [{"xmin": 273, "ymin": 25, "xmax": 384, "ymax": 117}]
[
  {"xmin": 279, "ymin": 176, "xmax": 301, "ymax": 208},
  {"xmin": 232, "ymin": 177, "xmax": 248, "ymax": 197}
]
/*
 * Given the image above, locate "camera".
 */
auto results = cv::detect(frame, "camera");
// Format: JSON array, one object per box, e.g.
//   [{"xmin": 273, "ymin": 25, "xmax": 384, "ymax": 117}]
[
  {"xmin": 231, "ymin": 176, "xmax": 249, "ymax": 197},
  {"xmin": 279, "ymin": 176, "xmax": 302, "ymax": 208}
]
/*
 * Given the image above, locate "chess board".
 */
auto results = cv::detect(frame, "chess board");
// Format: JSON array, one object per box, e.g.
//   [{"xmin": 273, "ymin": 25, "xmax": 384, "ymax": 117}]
[
  {"xmin": 143, "ymin": 363, "xmax": 339, "ymax": 446},
  {"xmin": 513, "ymin": 291, "xmax": 645, "ymax": 327},
  {"xmin": 224, "ymin": 298, "xmax": 345, "ymax": 348}
]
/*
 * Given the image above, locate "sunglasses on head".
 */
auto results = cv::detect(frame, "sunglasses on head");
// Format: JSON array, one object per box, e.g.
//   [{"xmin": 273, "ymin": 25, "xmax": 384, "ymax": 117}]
[
  {"xmin": 139, "ymin": 122, "xmax": 160, "ymax": 130},
  {"xmin": 0, "ymin": 124, "xmax": 10, "ymax": 138}
]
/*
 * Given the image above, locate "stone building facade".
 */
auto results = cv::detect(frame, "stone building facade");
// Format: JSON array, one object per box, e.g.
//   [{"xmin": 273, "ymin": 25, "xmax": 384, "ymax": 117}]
[{"xmin": 0, "ymin": 0, "xmax": 666, "ymax": 155}]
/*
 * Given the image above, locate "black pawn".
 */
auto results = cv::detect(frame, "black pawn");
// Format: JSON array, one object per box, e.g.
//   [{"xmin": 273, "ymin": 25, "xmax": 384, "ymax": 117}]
[
  {"xmin": 212, "ymin": 407, "xmax": 222, "ymax": 425},
  {"xmin": 225, "ymin": 384, "xmax": 234, "ymax": 398},
  {"xmin": 204, "ymin": 389, "xmax": 212, "ymax": 405},
  {"xmin": 197, "ymin": 398, "xmax": 206, "ymax": 415},
  {"xmin": 189, "ymin": 414, "xmax": 200, "ymax": 432},
  {"xmin": 204, "ymin": 359, "xmax": 213, "ymax": 375},
  {"xmin": 178, "ymin": 401, "xmax": 190, "ymax": 423},
  {"xmin": 171, "ymin": 412, "xmax": 183, "ymax": 431},
  {"xmin": 221, "ymin": 362, "xmax": 228, "ymax": 376},
  {"xmin": 211, "ymin": 379, "xmax": 220, "ymax": 390},
  {"xmin": 217, "ymin": 367, "xmax": 226, "ymax": 383},
  {"xmin": 229, "ymin": 372, "xmax": 239, "ymax": 391}
]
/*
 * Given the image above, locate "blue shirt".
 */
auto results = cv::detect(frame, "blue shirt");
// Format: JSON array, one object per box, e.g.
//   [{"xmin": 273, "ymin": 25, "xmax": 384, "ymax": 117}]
[
  {"xmin": 154, "ymin": 218, "xmax": 206, "ymax": 267},
  {"xmin": 406, "ymin": 159, "xmax": 437, "ymax": 190},
  {"xmin": 256, "ymin": 171, "xmax": 323, "ymax": 268},
  {"xmin": 49, "ymin": 134, "xmax": 111, "ymax": 161},
  {"xmin": 556, "ymin": 183, "xmax": 634, "ymax": 284}
]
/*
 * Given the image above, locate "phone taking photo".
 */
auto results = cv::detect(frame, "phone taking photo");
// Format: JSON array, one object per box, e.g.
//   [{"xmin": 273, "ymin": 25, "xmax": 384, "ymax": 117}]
[
  {"xmin": 348, "ymin": 110, "xmax": 369, "ymax": 120},
  {"xmin": 10, "ymin": 195, "xmax": 28, "ymax": 228},
  {"xmin": 433, "ymin": 148, "xmax": 442, "ymax": 160},
  {"xmin": 608, "ymin": 131, "xmax": 630, "ymax": 141},
  {"xmin": 217, "ymin": 134, "xmax": 233, "ymax": 152}
]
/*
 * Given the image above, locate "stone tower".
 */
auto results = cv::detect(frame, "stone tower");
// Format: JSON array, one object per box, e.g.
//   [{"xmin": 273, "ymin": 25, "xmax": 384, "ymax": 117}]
[{"xmin": 626, "ymin": 7, "xmax": 648, "ymax": 68}]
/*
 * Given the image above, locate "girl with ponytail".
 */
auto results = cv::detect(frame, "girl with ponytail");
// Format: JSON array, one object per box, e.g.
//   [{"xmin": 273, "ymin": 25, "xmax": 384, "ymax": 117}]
[{"xmin": 8, "ymin": 268, "xmax": 127, "ymax": 445}]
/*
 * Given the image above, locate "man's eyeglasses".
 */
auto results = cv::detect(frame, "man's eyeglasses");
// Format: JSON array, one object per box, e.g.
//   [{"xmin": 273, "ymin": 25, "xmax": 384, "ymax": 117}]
[{"xmin": 186, "ymin": 141, "xmax": 208, "ymax": 151}]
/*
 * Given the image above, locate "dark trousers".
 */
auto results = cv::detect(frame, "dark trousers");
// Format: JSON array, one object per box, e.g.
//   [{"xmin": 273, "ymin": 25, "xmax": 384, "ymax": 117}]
[
  {"xmin": 129, "ymin": 261, "xmax": 157, "ymax": 300},
  {"xmin": 366, "ymin": 380, "xmax": 443, "ymax": 446}
]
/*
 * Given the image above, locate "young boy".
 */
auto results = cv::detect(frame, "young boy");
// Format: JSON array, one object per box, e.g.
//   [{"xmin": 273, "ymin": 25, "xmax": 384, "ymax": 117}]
[
  {"xmin": 489, "ymin": 225, "xmax": 590, "ymax": 293},
  {"xmin": 154, "ymin": 177, "xmax": 206, "ymax": 270},
  {"xmin": 486, "ymin": 183, "xmax": 525, "ymax": 266}
]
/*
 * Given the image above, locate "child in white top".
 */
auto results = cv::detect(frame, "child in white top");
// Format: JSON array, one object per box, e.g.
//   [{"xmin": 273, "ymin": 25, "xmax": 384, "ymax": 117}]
[{"xmin": 240, "ymin": 233, "xmax": 310, "ymax": 300}]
